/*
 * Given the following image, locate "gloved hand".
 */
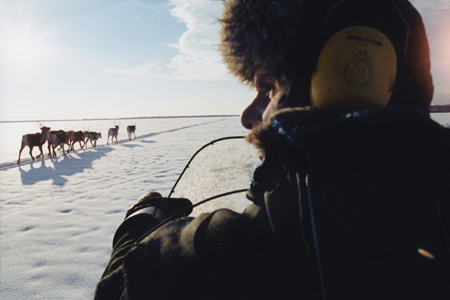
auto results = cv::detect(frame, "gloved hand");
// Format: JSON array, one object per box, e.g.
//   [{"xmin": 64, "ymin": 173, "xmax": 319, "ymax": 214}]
[{"xmin": 125, "ymin": 192, "xmax": 193, "ymax": 222}]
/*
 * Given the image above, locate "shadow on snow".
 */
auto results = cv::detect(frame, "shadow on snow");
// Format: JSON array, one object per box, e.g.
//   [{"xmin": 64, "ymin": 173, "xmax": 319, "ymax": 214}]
[
  {"xmin": 137, "ymin": 119, "xmax": 224, "ymax": 141},
  {"xmin": 18, "ymin": 147, "xmax": 113, "ymax": 186},
  {"xmin": 119, "ymin": 143, "xmax": 143, "ymax": 149}
]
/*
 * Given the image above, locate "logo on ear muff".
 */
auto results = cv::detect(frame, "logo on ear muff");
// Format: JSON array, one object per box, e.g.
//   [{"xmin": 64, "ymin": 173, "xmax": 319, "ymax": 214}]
[{"xmin": 310, "ymin": 26, "xmax": 397, "ymax": 112}]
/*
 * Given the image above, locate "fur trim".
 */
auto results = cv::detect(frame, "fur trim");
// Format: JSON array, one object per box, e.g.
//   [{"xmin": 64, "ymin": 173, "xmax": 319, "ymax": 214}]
[
  {"xmin": 246, "ymin": 107, "xmax": 320, "ymax": 152},
  {"xmin": 219, "ymin": 0, "xmax": 304, "ymax": 85}
]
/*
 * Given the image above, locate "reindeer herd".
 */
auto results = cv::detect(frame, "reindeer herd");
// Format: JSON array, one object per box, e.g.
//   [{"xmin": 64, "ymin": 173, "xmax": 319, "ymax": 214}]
[{"xmin": 17, "ymin": 122, "xmax": 137, "ymax": 164}]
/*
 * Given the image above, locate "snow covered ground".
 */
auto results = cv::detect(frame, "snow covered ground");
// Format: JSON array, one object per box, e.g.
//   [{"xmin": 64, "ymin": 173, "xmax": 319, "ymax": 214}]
[
  {"xmin": 0, "ymin": 116, "xmax": 254, "ymax": 300},
  {"xmin": 0, "ymin": 113, "xmax": 449, "ymax": 299}
]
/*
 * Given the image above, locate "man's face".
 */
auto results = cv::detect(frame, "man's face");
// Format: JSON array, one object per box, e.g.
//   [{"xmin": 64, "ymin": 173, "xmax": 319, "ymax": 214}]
[{"xmin": 240, "ymin": 67, "xmax": 287, "ymax": 129}]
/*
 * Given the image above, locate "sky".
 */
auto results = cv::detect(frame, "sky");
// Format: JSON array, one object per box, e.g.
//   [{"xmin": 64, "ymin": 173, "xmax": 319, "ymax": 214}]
[{"xmin": 0, "ymin": 0, "xmax": 449, "ymax": 122}]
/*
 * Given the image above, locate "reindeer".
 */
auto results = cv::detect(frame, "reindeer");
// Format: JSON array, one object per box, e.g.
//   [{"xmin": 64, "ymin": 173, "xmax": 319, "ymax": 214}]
[
  {"xmin": 85, "ymin": 131, "xmax": 102, "ymax": 148},
  {"xmin": 92, "ymin": 131, "xmax": 102, "ymax": 147},
  {"xmin": 46, "ymin": 129, "xmax": 67, "ymax": 157},
  {"xmin": 83, "ymin": 129, "xmax": 92, "ymax": 149},
  {"xmin": 82, "ymin": 126, "xmax": 93, "ymax": 149},
  {"xmin": 127, "ymin": 124, "xmax": 136, "ymax": 140},
  {"xmin": 17, "ymin": 124, "xmax": 51, "ymax": 164},
  {"xmin": 50, "ymin": 130, "xmax": 70, "ymax": 157},
  {"xmin": 83, "ymin": 132, "xmax": 90, "ymax": 149},
  {"xmin": 107, "ymin": 122, "xmax": 119, "ymax": 145},
  {"xmin": 68, "ymin": 130, "xmax": 86, "ymax": 151}
]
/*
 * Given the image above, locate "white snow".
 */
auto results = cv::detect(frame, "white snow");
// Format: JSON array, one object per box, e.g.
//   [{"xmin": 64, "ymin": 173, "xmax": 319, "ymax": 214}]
[
  {"xmin": 0, "ymin": 116, "xmax": 253, "ymax": 300},
  {"xmin": 0, "ymin": 113, "xmax": 449, "ymax": 300}
]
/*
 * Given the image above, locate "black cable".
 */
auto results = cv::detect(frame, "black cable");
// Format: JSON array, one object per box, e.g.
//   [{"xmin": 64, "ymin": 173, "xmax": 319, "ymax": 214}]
[
  {"xmin": 168, "ymin": 136, "xmax": 246, "ymax": 198},
  {"xmin": 133, "ymin": 136, "xmax": 251, "ymax": 243},
  {"xmin": 305, "ymin": 174, "xmax": 326, "ymax": 300},
  {"xmin": 135, "ymin": 188, "xmax": 248, "ymax": 244}
]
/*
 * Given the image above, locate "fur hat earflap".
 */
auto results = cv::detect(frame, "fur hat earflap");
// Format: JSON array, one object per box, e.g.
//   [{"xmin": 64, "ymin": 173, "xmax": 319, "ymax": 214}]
[{"xmin": 219, "ymin": 0, "xmax": 305, "ymax": 86}]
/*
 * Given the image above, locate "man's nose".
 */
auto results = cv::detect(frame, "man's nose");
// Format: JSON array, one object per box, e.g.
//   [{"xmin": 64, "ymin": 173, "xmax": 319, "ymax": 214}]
[{"xmin": 240, "ymin": 91, "xmax": 270, "ymax": 129}]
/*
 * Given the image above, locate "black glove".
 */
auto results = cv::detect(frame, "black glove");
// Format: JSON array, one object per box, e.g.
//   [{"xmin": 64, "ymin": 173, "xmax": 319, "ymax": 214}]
[{"xmin": 125, "ymin": 192, "xmax": 193, "ymax": 222}]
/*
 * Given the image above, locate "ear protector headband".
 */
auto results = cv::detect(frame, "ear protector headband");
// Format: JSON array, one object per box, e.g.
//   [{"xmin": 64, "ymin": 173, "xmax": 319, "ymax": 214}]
[
  {"xmin": 310, "ymin": 26, "xmax": 397, "ymax": 111},
  {"xmin": 283, "ymin": 0, "xmax": 412, "ymax": 113}
]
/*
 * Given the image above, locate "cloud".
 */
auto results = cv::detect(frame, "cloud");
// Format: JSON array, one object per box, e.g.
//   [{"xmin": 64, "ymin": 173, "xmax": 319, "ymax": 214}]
[
  {"xmin": 103, "ymin": 0, "xmax": 233, "ymax": 82},
  {"xmin": 166, "ymin": 0, "xmax": 233, "ymax": 81}
]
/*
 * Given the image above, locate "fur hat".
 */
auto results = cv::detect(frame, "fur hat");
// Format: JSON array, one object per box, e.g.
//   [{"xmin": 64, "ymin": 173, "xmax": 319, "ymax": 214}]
[
  {"xmin": 219, "ymin": 0, "xmax": 305, "ymax": 85},
  {"xmin": 220, "ymin": 0, "xmax": 434, "ymax": 112}
]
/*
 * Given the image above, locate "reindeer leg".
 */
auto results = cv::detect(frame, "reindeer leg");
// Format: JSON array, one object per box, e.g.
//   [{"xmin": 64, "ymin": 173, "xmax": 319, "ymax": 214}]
[
  {"xmin": 37, "ymin": 145, "xmax": 44, "ymax": 160},
  {"xmin": 36, "ymin": 143, "xmax": 44, "ymax": 158},
  {"xmin": 17, "ymin": 145, "xmax": 25, "ymax": 164},
  {"xmin": 29, "ymin": 146, "xmax": 36, "ymax": 161},
  {"xmin": 55, "ymin": 143, "xmax": 60, "ymax": 157}
]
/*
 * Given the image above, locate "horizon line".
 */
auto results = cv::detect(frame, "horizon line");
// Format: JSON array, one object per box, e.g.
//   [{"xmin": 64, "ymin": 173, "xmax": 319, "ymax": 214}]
[{"xmin": 0, "ymin": 114, "xmax": 240, "ymax": 123}]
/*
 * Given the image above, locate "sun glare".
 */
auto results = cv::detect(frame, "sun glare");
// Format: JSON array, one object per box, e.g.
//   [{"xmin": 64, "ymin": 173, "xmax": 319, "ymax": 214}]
[
  {"xmin": 1, "ymin": 21, "xmax": 54, "ymax": 72},
  {"xmin": 10, "ymin": 33, "xmax": 46, "ymax": 66}
]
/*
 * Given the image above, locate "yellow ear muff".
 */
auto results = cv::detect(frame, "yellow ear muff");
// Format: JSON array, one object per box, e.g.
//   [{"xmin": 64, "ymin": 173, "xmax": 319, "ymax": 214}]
[{"xmin": 310, "ymin": 26, "xmax": 397, "ymax": 112}]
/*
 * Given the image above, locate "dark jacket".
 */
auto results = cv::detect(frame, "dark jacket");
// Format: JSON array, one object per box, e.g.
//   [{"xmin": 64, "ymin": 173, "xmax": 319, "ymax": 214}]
[{"xmin": 95, "ymin": 107, "xmax": 450, "ymax": 300}]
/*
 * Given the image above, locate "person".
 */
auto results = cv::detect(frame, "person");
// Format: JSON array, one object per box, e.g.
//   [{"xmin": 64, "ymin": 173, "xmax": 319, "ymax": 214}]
[{"xmin": 95, "ymin": 0, "xmax": 450, "ymax": 299}]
